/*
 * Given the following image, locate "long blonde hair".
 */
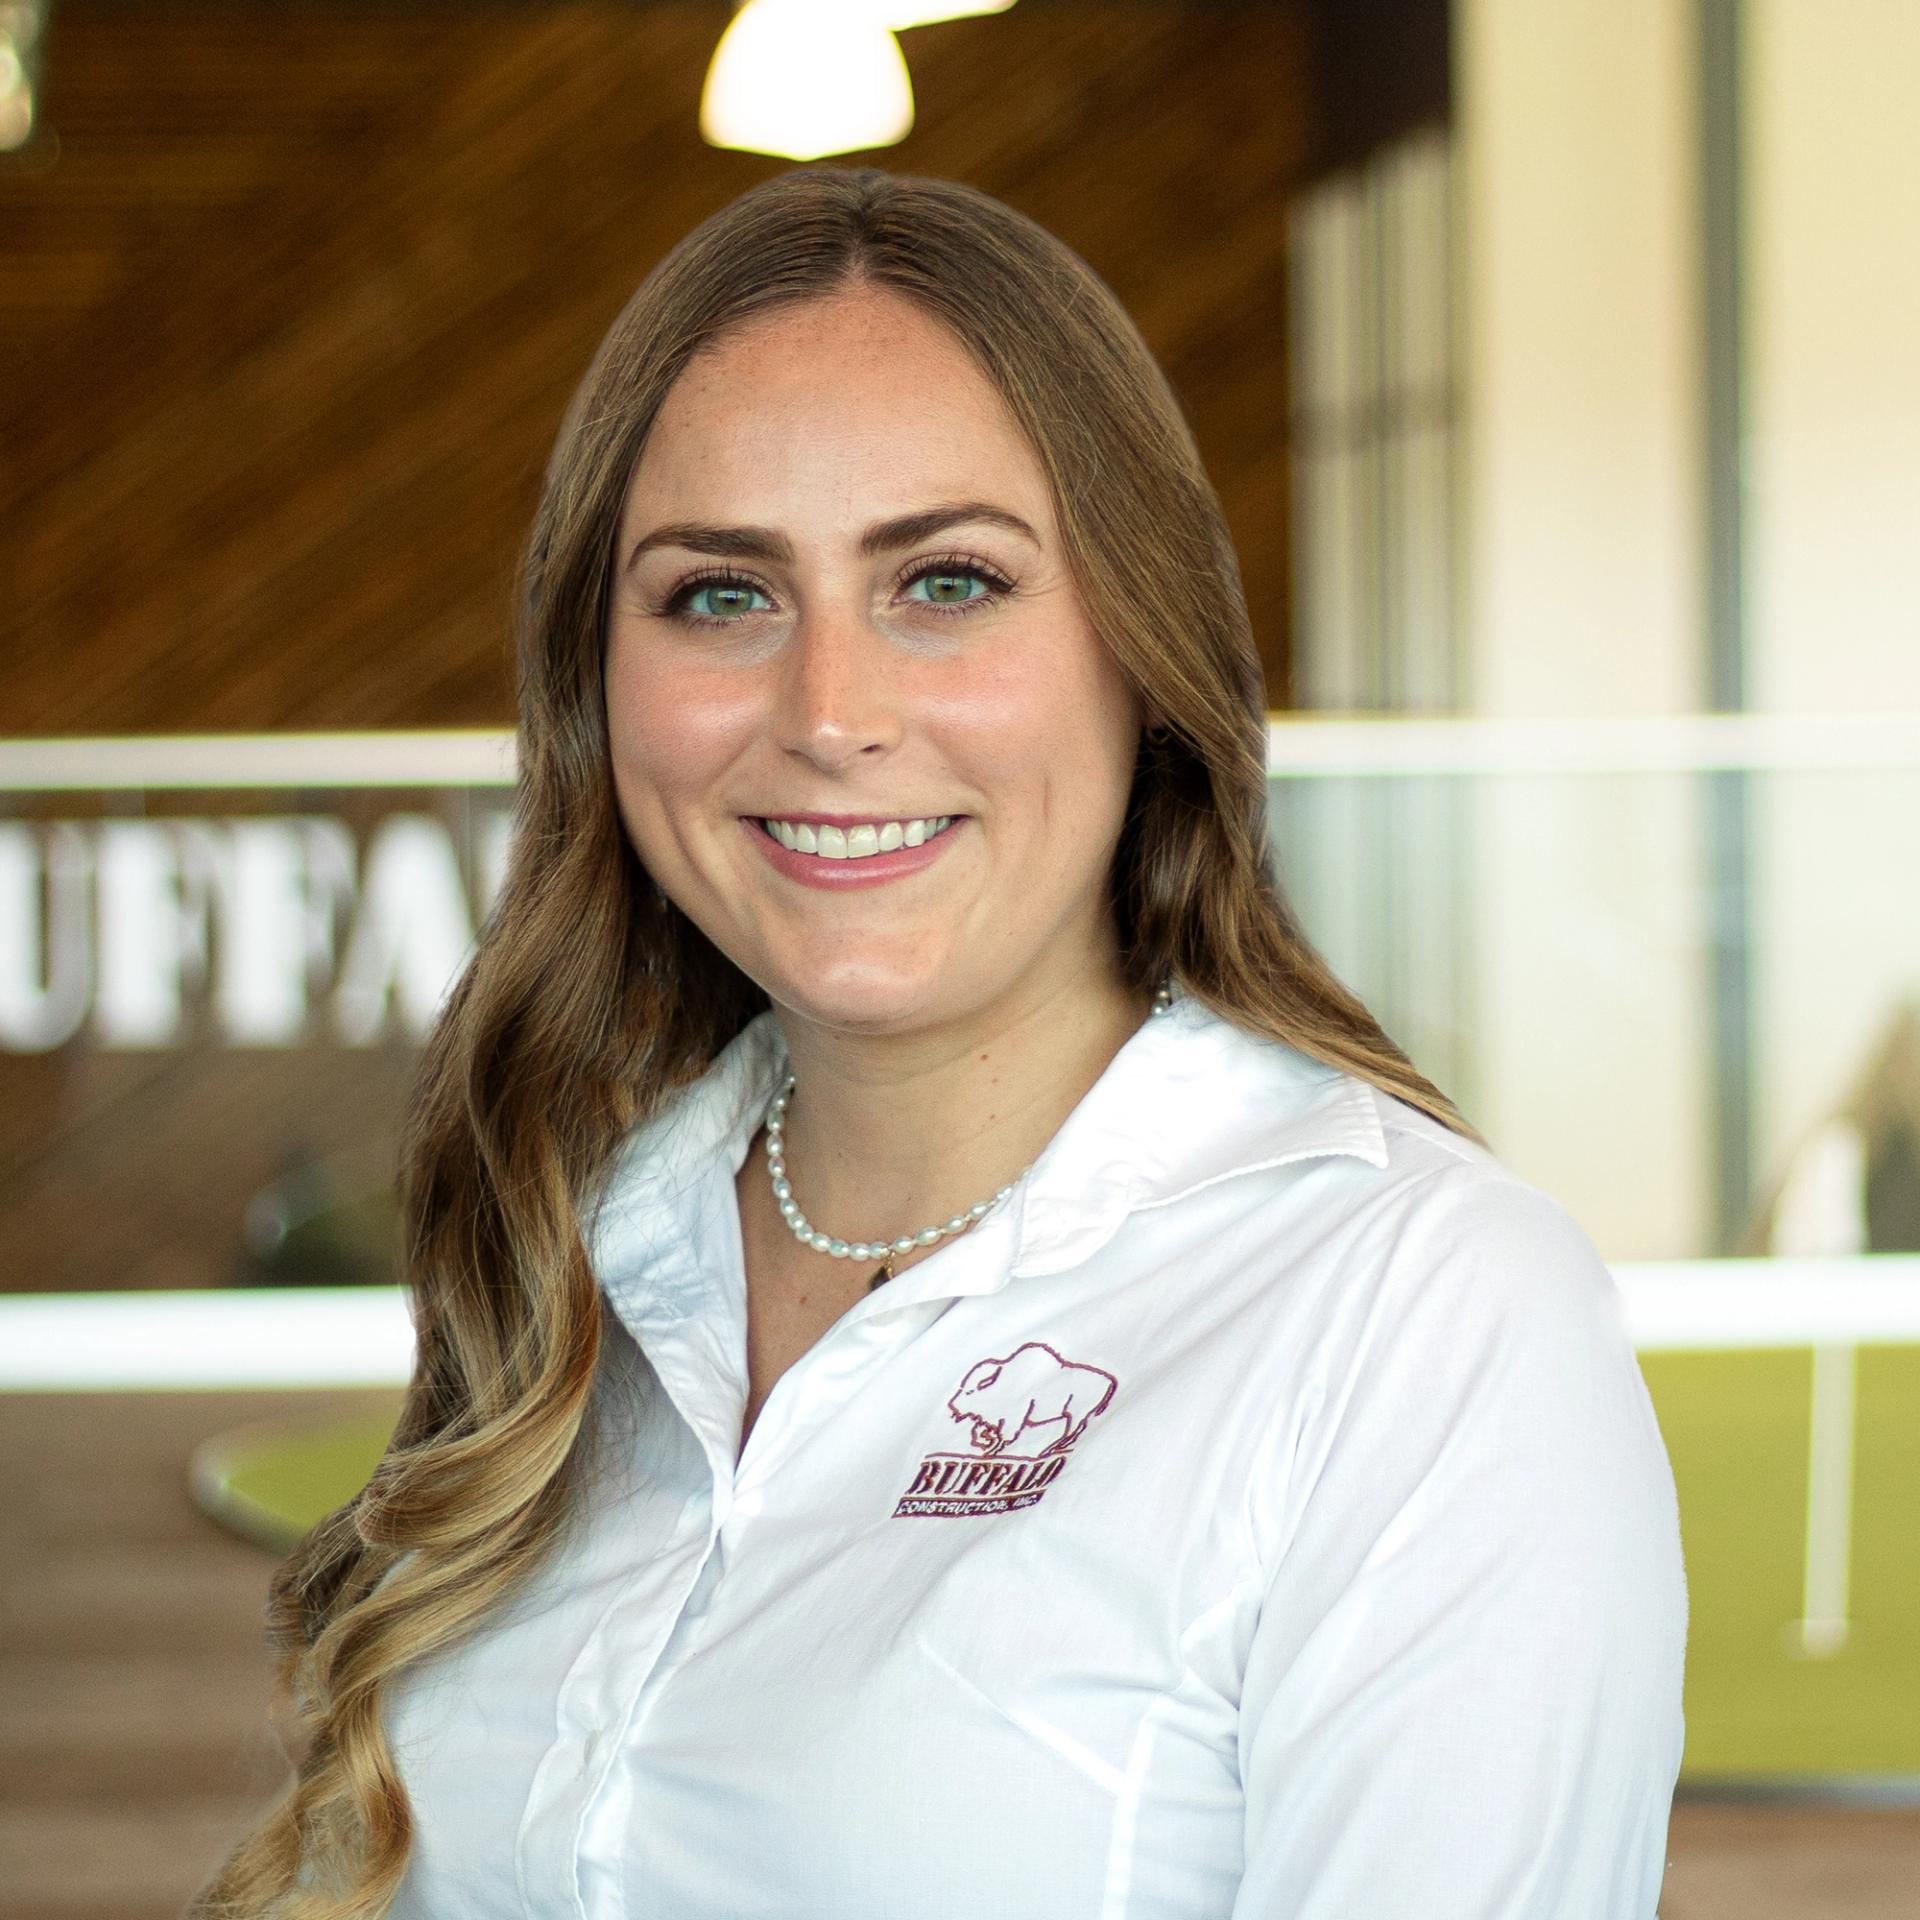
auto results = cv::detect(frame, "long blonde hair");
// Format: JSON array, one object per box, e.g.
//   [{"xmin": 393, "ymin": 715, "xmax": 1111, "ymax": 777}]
[{"xmin": 189, "ymin": 164, "xmax": 1484, "ymax": 1919}]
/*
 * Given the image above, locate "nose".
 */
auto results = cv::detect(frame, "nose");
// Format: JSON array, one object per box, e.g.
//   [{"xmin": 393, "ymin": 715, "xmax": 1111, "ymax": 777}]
[{"xmin": 771, "ymin": 598, "xmax": 903, "ymax": 772}]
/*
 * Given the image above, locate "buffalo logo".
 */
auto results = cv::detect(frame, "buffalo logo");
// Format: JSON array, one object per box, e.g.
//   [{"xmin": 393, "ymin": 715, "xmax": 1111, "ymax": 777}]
[{"xmin": 892, "ymin": 1341, "xmax": 1118, "ymax": 1518}]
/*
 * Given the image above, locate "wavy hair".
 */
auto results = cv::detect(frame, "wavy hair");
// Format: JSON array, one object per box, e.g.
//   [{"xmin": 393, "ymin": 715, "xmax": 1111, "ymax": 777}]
[{"xmin": 188, "ymin": 163, "xmax": 1484, "ymax": 1919}]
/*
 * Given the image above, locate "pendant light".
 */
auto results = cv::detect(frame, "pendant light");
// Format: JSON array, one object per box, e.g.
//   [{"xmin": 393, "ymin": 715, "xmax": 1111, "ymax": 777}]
[{"xmin": 700, "ymin": 0, "xmax": 1019, "ymax": 163}]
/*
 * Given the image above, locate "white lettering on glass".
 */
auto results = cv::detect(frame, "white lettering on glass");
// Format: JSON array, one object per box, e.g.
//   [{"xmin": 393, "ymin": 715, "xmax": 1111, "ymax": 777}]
[
  {"xmin": 331, "ymin": 815, "xmax": 477, "ymax": 1047},
  {"xmin": 0, "ymin": 822, "xmax": 93, "ymax": 1051},
  {"xmin": 0, "ymin": 808, "xmax": 513, "ymax": 1052}
]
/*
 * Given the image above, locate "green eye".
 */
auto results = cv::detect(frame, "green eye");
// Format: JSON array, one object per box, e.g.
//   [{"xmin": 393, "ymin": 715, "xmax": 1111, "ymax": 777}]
[
  {"xmin": 906, "ymin": 569, "xmax": 989, "ymax": 606},
  {"xmin": 672, "ymin": 577, "xmax": 770, "ymax": 624},
  {"xmin": 900, "ymin": 555, "xmax": 1014, "ymax": 617}
]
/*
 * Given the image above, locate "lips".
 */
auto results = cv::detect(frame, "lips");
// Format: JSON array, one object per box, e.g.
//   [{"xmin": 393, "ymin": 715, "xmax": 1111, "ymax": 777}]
[{"xmin": 741, "ymin": 812, "xmax": 966, "ymax": 890}]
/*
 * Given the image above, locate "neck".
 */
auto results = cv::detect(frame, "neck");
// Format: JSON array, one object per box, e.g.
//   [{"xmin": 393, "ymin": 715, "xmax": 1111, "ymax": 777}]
[{"xmin": 762, "ymin": 955, "xmax": 1151, "ymax": 1256}]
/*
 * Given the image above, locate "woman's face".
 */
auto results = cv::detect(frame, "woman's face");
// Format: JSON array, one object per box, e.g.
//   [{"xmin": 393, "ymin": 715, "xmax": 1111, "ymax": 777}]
[{"xmin": 604, "ymin": 282, "xmax": 1145, "ymax": 1036}]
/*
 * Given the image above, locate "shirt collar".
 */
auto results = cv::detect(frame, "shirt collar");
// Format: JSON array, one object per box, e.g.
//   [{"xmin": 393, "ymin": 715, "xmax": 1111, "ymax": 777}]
[
  {"xmin": 1008, "ymin": 988, "xmax": 1389, "ymax": 1275},
  {"xmin": 585, "ymin": 988, "xmax": 1389, "ymax": 1321}
]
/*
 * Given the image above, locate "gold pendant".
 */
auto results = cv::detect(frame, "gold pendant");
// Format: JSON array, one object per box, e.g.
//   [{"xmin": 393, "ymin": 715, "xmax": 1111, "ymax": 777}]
[{"xmin": 867, "ymin": 1254, "xmax": 895, "ymax": 1293}]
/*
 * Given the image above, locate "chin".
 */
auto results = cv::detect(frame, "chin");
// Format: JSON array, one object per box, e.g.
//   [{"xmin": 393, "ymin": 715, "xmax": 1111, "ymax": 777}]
[{"xmin": 770, "ymin": 970, "xmax": 949, "ymax": 1031}]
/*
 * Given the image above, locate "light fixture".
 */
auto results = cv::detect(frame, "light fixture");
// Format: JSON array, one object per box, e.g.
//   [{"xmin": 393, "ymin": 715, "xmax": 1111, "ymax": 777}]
[
  {"xmin": 701, "ymin": 0, "xmax": 912, "ymax": 161},
  {"xmin": 700, "ymin": 0, "xmax": 1018, "ymax": 163}
]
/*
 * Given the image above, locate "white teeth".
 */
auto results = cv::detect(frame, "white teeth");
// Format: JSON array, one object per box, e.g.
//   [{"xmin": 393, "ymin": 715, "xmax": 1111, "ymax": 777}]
[{"xmin": 760, "ymin": 815, "xmax": 956, "ymax": 860}]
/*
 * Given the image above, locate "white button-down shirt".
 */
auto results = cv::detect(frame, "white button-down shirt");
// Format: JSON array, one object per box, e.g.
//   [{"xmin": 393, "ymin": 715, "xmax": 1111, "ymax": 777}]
[{"xmin": 382, "ymin": 992, "xmax": 1687, "ymax": 1918}]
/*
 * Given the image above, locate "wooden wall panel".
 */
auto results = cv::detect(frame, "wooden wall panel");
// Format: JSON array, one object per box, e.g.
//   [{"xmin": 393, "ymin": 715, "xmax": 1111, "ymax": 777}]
[{"xmin": 0, "ymin": 2, "xmax": 1315, "ymax": 733}]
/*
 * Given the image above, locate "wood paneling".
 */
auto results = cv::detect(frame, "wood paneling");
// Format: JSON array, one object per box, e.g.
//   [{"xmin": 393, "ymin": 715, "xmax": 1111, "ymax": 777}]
[
  {"xmin": 1, "ymin": 2, "xmax": 1317, "ymax": 733},
  {"xmin": 0, "ymin": 1041, "xmax": 417, "ymax": 1291},
  {"xmin": 0, "ymin": 1388, "xmax": 402, "ymax": 1919}
]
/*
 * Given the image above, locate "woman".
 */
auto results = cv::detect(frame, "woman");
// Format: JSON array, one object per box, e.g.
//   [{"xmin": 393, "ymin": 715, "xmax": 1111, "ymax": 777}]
[{"xmin": 193, "ymin": 167, "xmax": 1686, "ymax": 1919}]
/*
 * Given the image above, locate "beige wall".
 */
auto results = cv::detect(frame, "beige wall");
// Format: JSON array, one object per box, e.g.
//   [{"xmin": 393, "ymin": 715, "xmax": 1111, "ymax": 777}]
[
  {"xmin": 1745, "ymin": 0, "xmax": 1920, "ymax": 1207},
  {"xmin": 1454, "ymin": 0, "xmax": 1920, "ymax": 1258},
  {"xmin": 1746, "ymin": 0, "xmax": 1920, "ymax": 716},
  {"xmin": 1456, "ymin": 0, "xmax": 1705, "ymax": 720},
  {"xmin": 1455, "ymin": 0, "xmax": 1709, "ymax": 1255}
]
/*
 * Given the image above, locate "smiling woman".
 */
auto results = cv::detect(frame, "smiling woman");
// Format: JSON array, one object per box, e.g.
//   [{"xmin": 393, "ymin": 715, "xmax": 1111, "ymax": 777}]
[
  {"xmin": 188, "ymin": 167, "xmax": 1685, "ymax": 1920},
  {"xmin": 601, "ymin": 279, "xmax": 1146, "ymax": 1056}
]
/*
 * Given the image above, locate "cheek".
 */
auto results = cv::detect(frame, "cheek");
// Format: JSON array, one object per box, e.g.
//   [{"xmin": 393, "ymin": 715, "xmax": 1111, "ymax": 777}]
[
  {"xmin": 604, "ymin": 645, "xmax": 755, "ymax": 823},
  {"xmin": 935, "ymin": 646, "xmax": 1135, "ymax": 835}
]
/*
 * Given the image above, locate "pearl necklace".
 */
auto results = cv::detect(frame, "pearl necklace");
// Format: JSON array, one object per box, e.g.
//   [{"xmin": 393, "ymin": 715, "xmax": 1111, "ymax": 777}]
[{"xmin": 763, "ymin": 982, "xmax": 1175, "ymax": 1293}]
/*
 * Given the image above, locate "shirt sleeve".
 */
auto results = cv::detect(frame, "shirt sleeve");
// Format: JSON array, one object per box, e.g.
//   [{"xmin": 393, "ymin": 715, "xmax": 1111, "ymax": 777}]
[{"xmin": 1230, "ymin": 1167, "xmax": 1689, "ymax": 1917}]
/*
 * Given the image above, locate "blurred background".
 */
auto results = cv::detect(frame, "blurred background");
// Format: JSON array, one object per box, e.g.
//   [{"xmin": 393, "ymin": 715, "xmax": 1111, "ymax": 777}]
[{"xmin": 3, "ymin": 1, "xmax": 1917, "ymax": 1914}]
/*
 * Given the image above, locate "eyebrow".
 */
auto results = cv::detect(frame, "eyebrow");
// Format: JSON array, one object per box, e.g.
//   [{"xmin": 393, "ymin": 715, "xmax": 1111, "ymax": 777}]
[{"xmin": 621, "ymin": 501, "xmax": 1042, "ymax": 576}]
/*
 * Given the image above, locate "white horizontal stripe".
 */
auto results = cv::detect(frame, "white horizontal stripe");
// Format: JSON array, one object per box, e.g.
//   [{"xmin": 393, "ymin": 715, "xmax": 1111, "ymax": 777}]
[
  {"xmin": 1266, "ymin": 711, "xmax": 1920, "ymax": 775},
  {"xmin": 1, "ymin": 1258, "xmax": 1918, "ymax": 1388},
  {"xmin": 0, "ymin": 730, "xmax": 518, "ymax": 791},
  {"xmin": 0, "ymin": 1286, "xmax": 415, "ymax": 1389},
  {"xmin": 4, "ymin": 714, "xmax": 1920, "ymax": 794},
  {"xmin": 1612, "ymin": 1256, "xmax": 1920, "ymax": 1351}
]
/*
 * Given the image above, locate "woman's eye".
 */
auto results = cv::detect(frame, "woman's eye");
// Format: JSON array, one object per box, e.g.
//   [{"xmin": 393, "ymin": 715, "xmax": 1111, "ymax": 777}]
[
  {"xmin": 664, "ymin": 575, "xmax": 772, "ymax": 626},
  {"xmin": 901, "ymin": 559, "xmax": 1012, "ymax": 616}
]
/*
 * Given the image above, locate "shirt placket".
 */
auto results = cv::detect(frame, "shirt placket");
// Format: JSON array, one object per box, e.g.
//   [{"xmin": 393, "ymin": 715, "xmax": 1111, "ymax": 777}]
[
  {"xmin": 512, "ymin": 1259, "xmax": 724, "ymax": 1912},
  {"xmin": 516, "ymin": 1174, "xmax": 1014, "ymax": 1916}
]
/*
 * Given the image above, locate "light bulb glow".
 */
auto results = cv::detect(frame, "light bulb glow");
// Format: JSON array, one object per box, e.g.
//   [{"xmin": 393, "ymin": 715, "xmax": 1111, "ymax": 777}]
[{"xmin": 701, "ymin": 0, "xmax": 914, "ymax": 161}]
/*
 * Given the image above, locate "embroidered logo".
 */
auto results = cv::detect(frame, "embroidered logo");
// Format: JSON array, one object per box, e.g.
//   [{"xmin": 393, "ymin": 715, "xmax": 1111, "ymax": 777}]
[{"xmin": 892, "ymin": 1340, "xmax": 1118, "ymax": 1518}]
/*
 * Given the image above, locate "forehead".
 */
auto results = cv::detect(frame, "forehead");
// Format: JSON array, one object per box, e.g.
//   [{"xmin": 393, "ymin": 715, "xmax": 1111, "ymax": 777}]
[{"xmin": 622, "ymin": 290, "xmax": 1050, "ymax": 526}]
